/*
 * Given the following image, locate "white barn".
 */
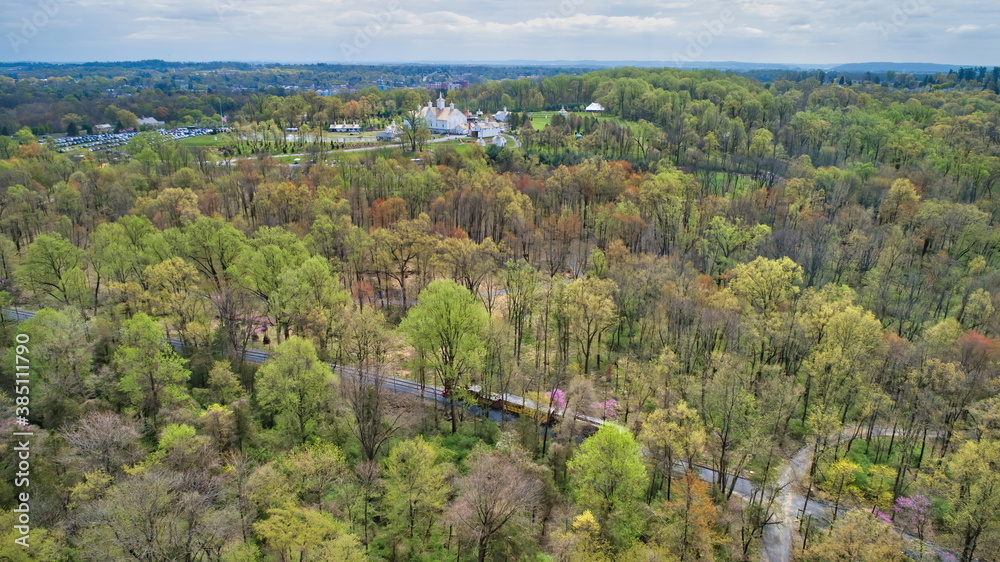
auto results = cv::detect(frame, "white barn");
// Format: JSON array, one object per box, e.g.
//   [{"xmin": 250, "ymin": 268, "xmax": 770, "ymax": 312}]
[
  {"xmin": 330, "ymin": 122, "xmax": 361, "ymax": 133},
  {"xmin": 138, "ymin": 117, "xmax": 165, "ymax": 128},
  {"xmin": 416, "ymin": 93, "xmax": 467, "ymax": 134},
  {"xmin": 377, "ymin": 122, "xmax": 402, "ymax": 141},
  {"xmin": 471, "ymin": 120, "xmax": 503, "ymax": 139}
]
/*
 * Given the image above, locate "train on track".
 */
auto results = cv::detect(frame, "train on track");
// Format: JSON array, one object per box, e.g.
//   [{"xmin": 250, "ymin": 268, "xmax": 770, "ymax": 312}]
[{"xmin": 443, "ymin": 384, "xmax": 605, "ymax": 433}]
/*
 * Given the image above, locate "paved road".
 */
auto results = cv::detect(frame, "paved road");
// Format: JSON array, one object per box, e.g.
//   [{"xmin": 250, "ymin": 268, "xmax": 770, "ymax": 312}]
[
  {"xmin": 217, "ymin": 135, "xmax": 467, "ymax": 165},
  {"xmin": 501, "ymin": 133, "xmax": 521, "ymax": 148},
  {"xmin": 764, "ymin": 443, "xmax": 814, "ymax": 562},
  {"xmin": 1, "ymin": 308, "xmax": 782, "ymax": 509},
  {"xmin": 761, "ymin": 427, "xmax": 952, "ymax": 562}
]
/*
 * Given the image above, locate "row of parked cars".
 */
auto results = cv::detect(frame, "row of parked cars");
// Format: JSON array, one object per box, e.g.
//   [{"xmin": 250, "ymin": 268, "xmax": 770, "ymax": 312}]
[
  {"xmin": 50, "ymin": 128, "xmax": 215, "ymax": 153},
  {"xmin": 52, "ymin": 131, "xmax": 138, "ymax": 152}
]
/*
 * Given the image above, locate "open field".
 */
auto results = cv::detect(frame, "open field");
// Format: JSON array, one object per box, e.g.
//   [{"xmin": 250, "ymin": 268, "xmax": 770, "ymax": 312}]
[{"xmin": 175, "ymin": 134, "xmax": 233, "ymax": 148}]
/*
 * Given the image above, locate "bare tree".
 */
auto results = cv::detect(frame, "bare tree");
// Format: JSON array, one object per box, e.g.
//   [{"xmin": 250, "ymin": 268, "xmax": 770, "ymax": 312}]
[
  {"xmin": 77, "ymin": 469, "xmax": 240, "ymax": 561},
  {"xmin": 223, "ymin": 453, "xmax": 258, "ymax": 542},
  {"xmin": 449, "ymin": 446, "xmax": 543, "ymax": 562},
  {"xmin": 344, "ymin": 371, "xmax": 401, "ymax": 462},
  {"xmin": 402, "ymin": 111, "xmax": 430, "ymax": 153},
  {"xmin": 355, "ymin": 459, "xmax": 383, "ymax": 546},
  {"xmin": 63, "ymin": 411, "xmax": 143, "ymax": 475},
  {"xmin": 343, "ymin": 307, "xmax": 402, "ymax": 461}
]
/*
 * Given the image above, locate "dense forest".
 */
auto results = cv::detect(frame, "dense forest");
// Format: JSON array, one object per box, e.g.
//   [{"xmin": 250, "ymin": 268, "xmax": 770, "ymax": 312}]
[{"xmin": 0, "ymin": 63, "xmax": 998, "ymax": 561}]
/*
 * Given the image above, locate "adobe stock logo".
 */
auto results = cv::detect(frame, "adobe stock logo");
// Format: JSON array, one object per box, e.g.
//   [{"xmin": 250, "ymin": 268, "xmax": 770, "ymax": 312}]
[
  {"xmin": 7, "ymin": 0, "xmax": 65, "ymax": 54},
  {"xmin": 670, "ymin": 10, "xmax": 736, "ymax": 64},
  {"xmin": 540, "ymin": 0, "xmax": 589, "ymax": 21},
  {"xmin": 877, "ymin": 0, "xmax": 926, "ymax": 39}
]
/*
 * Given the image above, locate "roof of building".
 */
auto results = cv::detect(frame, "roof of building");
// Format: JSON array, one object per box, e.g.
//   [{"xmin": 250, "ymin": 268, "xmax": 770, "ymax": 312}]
[{"xmin": 417, "ymin": 105, "xmax": 464, "ymax": 123}]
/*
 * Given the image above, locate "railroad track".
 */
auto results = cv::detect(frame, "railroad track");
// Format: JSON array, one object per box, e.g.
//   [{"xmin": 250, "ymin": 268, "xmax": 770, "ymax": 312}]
[{"xmin": 3, "ymin": 308, "xmax": 594, "ymax": 423}]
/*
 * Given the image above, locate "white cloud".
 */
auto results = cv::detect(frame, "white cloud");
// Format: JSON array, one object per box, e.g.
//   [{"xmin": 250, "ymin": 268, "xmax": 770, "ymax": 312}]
[
  {"xmin": 1, "ymin": 0, "xmax": 997, "ymax": 65},
  {"xmin": 946, "ymin": 23, "xmax": 998, "ymax": 33}
]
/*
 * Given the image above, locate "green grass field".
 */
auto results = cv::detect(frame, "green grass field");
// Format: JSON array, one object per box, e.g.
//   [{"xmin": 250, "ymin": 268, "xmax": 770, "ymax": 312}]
[
  {"xmin": 326, "ymin": 131, "xmax": 382, "ymax": 140},
  {"xmin": 175, "ymin": 134, "xmax": 233, "ymax": 148},
  {"xmin": 528, "ymin": 112, "xmax": 557, "ymax": 130},
  {"xmin": 525, "ymin": 110, "xmax": 616, "ymax": 131},
  {"xmin": 431, "ymin": 138, "xmax": 481, "ymax": 156}
]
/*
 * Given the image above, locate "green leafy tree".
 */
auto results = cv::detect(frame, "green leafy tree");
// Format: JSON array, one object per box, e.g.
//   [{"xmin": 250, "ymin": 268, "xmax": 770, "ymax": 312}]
[
  {"xmin": 0, "ymin": 510, "xmax": 67, "ymax": 560},
  {"xmin": 207, "ymin": 360, "xmax": 246, "ymax": 405},
  {"xmin": 564, "ymin": 276, "xmax": 618, "ymax": 374},
  {"xmin": 938, "ymin": 439, "xmax": 1000, "ymax": 561},
  {"xmin": 727, "ymin": 256, "xmax": 803, "ymax": 316},
  {"xmin": 166, "ymin": 216, "xmax": 247, "ymax": 290},
  {"xmin": 232, "ymin": 226, "xmax": 310, "ymax": 342},
  {"xmin": 277, "ymin": 255, "xmax": 348, "ymax": 352},
  {"xmin": 399, "ymin": 280, "xmax": 489, "ymax": 433},
  {"xmin": 254, "ymin": 506, "xmax": 365, "ymax": 562},
  {"xmin": 14, "ymin": 308, "xmax": 94, "ymax": 427},
  {"xmin": 802, "ymin": 510, "xmax": 906, "ymax": 561},
  {"xmin": 383, "ymin": 436, "xmax": 453, "ymax": 542},
  {"xmin": 255, "ymin": 336, "xmax": 333, "ymax": 445},
  {"xmin": 140, "ymin": 257, "xmax": 212, "ymax": 347},
  {"xmin": 16, "ymin": 233, "xmax": 87, "ymax": 306},
  {"xmin": 568, "ymin": 424, "xmax": 649, "ymax": 549},
  {"xmin": 640, "ymin": 401, "xmax": 706, "ymax": 502},
  {"xmin": 274, "ymin": 443, "xmax": 349, "ymax": 514},
  {"xmin": 113, "ymin": 313, "xmax": 191, "ymax": 431},
  {"xmin": 701, "ymin": 216, "xmax": 770, "ymax": 276},
  {"xmin": 402, "ymin": 110, "xmax": 430, "ymax": 152}
]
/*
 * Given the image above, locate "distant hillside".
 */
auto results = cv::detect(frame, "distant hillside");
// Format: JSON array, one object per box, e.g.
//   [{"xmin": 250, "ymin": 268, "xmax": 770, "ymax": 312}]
[
  {"xmin": 830, "ymin": 62, "xmax": 961, "ymax": 74},
  {"xmin": 438, "ymin": 60, "xmax": 984, "ymax": 74},
  {"xmin": 664, "ymin": 60, "xmax": 817, "ymax": 71},
  {"xmin": 466, "ymin": 60, "xmax": 824, "ymax": 71}
]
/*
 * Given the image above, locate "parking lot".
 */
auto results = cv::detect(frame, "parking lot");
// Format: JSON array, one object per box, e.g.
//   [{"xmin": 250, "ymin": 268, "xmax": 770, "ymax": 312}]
[{"xmin": 50, "ymin": 127, "xmax": 215, "ymax": 153}]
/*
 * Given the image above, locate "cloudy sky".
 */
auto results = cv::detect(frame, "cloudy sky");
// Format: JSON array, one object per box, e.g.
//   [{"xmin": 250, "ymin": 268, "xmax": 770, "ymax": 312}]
[{"xmin": 3, "ymin": 0, "xmax": 998, "ymax": 65}]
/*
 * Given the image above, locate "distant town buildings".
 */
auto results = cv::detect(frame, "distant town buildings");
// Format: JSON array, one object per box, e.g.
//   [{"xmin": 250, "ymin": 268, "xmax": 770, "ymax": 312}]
[{"xmin": 425, "ymin": 80, "xmax": 470, "ymax": 91}]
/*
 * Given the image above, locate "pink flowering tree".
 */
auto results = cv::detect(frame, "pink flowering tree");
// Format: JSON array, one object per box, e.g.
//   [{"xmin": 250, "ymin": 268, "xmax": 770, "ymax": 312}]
[
  {"xmin": 893, "ymin": 494, "xmax": 930, "ymax": 540},
  {"xmin": 595, "ymin": 399, "xmax": 619, "ymax": 420},
  {"xmin": 546, "ymin": 388, "xmax": 566, "ymax": 412},
  {"xmin": 872, "ymin": 507, "xmax": 893, "ymax": 525}
]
